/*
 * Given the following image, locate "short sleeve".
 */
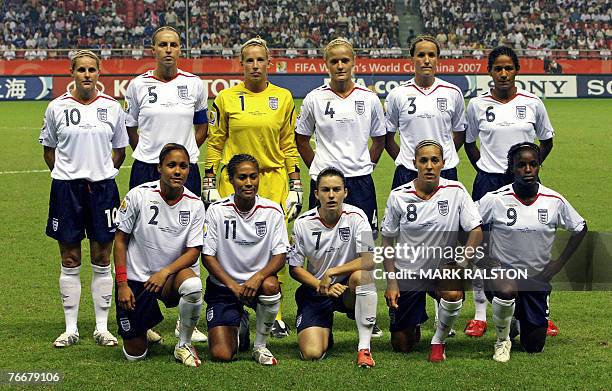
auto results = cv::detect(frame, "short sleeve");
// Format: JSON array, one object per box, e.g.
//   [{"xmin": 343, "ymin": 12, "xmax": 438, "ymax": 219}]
[
  {"xmin": 124, "ymin": 80, "xmax": 140, "ymax": 127},
  {"xmin": 535, "ymin": 99, "xmax": 555, "ymax": 140},
  {"xmin": 288, "ymin": 223, "xmax": 306, "ymax": 267},
  {"xmin": 39, "ymin": 103, "xmax": 58, "ymax": 147},
  {"xmin": 202, "ymin": 206, "xmax": 220, "ymax": 255},
  {"xmin": 111, "ymin": 104, "xmax": 129, "ymax": 148},
  {"xmin": 354, "ymin": 212, "xmax": 375, "ymax": 254},
  {"xmin": 465, "ymin": 100, "xmax": 479, "ymax": 143},
  {"xmin": 384, "ymin": 92, "xmax": 399, "ymax": 133},
  {"xmin": 193, "ymin": 79, "xmax": 208, "ymax": 125},
  {"xmin": 451, "ymin": 90, "xmax": 467, "ymax": 133},
  {"xmin": 369, "ymin": 95, "xmax": 387, "ymax": 137},
  {"xmin": 459, "ymin": 189, "xmax": 483, "ymax": 231},
  {"xmin": 558, "ymin": 198, "xmax": 585, "ymax": 232},
  {"xmin": 270, "ymin": 211, "xmax": 289, "ymax": 256},
  {"xmin": 186, "ymin": 203, "xmax": 205, "ymax": 248},
  {"xmin": 294, "ymin": 93, "xmax": 315, "ymax": 136},
  {"xmin": 380, "ymin": 193, "xmax": 401, "ymax": 238},
  {"xmin": 116, "ymin": 189, "xmax": 142, "ymax": 234},
  {"xmin": 476, "ymin": 192, "xmax": 495, "ymax": 225}
]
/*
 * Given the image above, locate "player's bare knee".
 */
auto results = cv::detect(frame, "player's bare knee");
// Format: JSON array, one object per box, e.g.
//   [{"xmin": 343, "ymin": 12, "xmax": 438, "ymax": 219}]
[
  {"xmin": 123, "ymin": 337, "xmax": 148, "ymax": 360},
  {"xmin": 300, "ymin": 346, "xmax": 326, "ymax": 360},
  {"xmin": 391, "ymin": 338, "xmax": 415, "ymax": 353},
  {"xmin": 260, "ymin": 276, "xmax": 280, "ymax": 296},
  {"xmin": 349, "ymin": 270, "xmax": 373, "ymax": 288},
  {"xmin": 61, "ymin": 256, "xmax": 81, "ymax": 268},
  {"xmin": 90, "ymin": 253, "xmax": 110, "ymax": 267},
  {"xmin": 440, "ymin": 290, "xmax": 463, "ymax": 302},
  {"xmin": 209, "ymin": 344, "xmax": 235, "ymax": 362}
]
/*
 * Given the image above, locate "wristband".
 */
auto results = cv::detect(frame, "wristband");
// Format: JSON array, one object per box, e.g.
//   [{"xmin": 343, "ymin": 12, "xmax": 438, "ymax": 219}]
[{"xmin": 116, "ymin": 265, "xmax": 128, "ymax": 283}]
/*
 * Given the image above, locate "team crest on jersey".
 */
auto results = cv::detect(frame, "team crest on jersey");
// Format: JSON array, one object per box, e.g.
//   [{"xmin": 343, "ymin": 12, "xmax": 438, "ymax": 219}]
[
  {"xmin": 177, "ymin": 85, "xmax": 189, "ymax": 99},
  {"xmin": 120, "ymin": 318, "xmax": 131, "ymax": 332},
  {"xmin": 255, "ymin": 221, "xmax": 267, "ymax": 237},
  {"xmin": 178, "ymin": 211, "xmax": 191, "ymax": 226},
  {"xmin": 355, "ymin": 100, "xmax": 365, "ymax": 115},
  {"xmin": 538, "ymin": 209, "xmax": 548, "ymax": 224},
  {"xmin": 97, "ymin": 108, "xmax": 107, "ymax": 121},
  {"xmin": 206, "ymin": 308, "xmax": 214, "ymax": 322},
  {"xmin": 269, "ymin": 97, "xmax": 278, "ymax": 110},
  {"xmin": 52, "ymin": 218, "xmax": 59, "ymax": 231},
  {"xmin": 437, "ymin": 98, "xmax": 448, "ymax": 112},
  {"xmin": 516, "ymin": 106, "xmax": 527, "ymax": 119},
  {"xmin": 437, "ymin": 200, "xmax": 449, "ymax": 216},
  {"xmin": 338, "ymin": 227, "xmax": 351, "ymax": 242}
]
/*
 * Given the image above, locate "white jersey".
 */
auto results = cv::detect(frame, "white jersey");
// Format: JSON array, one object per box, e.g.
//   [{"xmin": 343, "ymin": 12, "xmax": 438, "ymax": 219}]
[
  {"xmin": 295, "ymin": 84, "xmax": 386, "ymax": 178},
  {"xmin": 116, "ymin": 181, "xmax": 205, "ymax": 282},
  {"xmin": 289, "ymin": 204, "xmax": 375, "ymax": 284},
  {"xmin": 202, "ymin": 195, "xmax": 289, "ymax": 286},
  {"xmin": 384, "ymin": 78, "xmax": 466, "ymax": 170},
  {"xmin": 39, "ymin": 91, "xmax": 128, "ymax": 181},
  {"xmin": 466, "ymin": 88, "xmax": 555, "ymax": 173},
  {"xmin": 478, "ymin": 183, "xmax": 585, "ymax": 276},
  {"xmin": 124, "ymin": 69, "xmax": 207, "ymax": 164},
  {"xmin": 381, "ymin": 178, "xmax": 482, "ymax": 270}
]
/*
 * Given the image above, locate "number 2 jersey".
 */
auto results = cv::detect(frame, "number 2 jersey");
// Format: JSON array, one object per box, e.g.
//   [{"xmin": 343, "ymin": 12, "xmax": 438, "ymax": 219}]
[
  {"xmin": 295, "ymin": 83, "xmax": 386, "ymax": 179},
  {"xmin": 202, "ymin": 195, "xmax": 289, "ymax": 286},
  {"xmin": 288, "ymin": 204, "xmax": 375, "ymax": 284},
  {"xmin": 124, "ymin": 69, "xmax": 208, "ymax": 164},
  {"xmin": 477, "ymin": 183, "xmax": 585, "ymax": 276},
  {"xmin": 381, "ymin": 178, "xmax": 482, "ymax": 271},
  {"xmin": 39, "ymin": 91, "xmax": 128, "ymax": 181},
  {"xmin": 466, "ymin": 88, "xmax": 555, "ymax": 174},
  {"xmin": 116, "ymin": 181, "xmax": 205, "ymax": 282}
]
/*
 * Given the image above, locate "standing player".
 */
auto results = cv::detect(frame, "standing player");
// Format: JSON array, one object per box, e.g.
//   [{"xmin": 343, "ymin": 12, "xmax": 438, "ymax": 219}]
[
  {"xmin": 114, "ymin": 143, "xmax": 205, "ymax": 367},
  {"xmin": 477, "ymin": 142, "xmax": 586, "ymax": 362},
  {"xmin": 204, "ymin": 37, "xmax": 299, "ymax": 337},
  {"xmin": 381, "ymin": 140, "xmax": 483, "ymax": 362},
  {"xmin": 464, "ymin": 46, "xmax": 555, "ymax": 338},
  {"xmin": 40, "ymin": 50, "xmax": 127, "ymax": 348},
  {"xmin": 202, "ymin": 154, "xmax": 288, "ymax": 365},
  {"xmin": 124, "ymin": 26, "xmax": 208, "ymax": 342},
  {"xmin": 289, "ymin": 167, "xmax": 378, "ymax": 368},
  {"xmin": 384, "ymin": 34, "xmax": 467, "ymax": 189},
  {"xmin": 295, "ymin": 38, "xmax": 386, "ymax": 236},
  {"xmin": 124, "ymin": 26, "xmax": 208, "ymax": 196}
]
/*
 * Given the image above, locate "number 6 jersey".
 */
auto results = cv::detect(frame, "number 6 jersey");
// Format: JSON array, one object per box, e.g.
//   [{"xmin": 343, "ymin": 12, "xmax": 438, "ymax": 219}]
[
  {"xmin": 202, "ymin": 195, "xmax": 289, "ymax": 286},
  {"xmin": 116, "ymin": 181, "xmax": 205, "ymax": 282}
]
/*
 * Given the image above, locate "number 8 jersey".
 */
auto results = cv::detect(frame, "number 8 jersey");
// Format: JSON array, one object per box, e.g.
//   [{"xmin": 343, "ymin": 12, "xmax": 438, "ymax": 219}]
[
  {"xmin": 116, "ymin": 181, "xmax": 205, "ymax": 282},
  {"xmin": 203, "ymin": 195, "xmax": 289, "ymax": 286}
]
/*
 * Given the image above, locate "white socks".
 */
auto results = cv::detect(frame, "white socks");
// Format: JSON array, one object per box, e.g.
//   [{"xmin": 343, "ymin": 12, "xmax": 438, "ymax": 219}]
[
  {"xmin": 355, "ymin": 283, "xmax": 377, "ymax": 350},
  {"xmin": 91, "ymin": 264, "xmax": 113, "ymax": 332},
  {"xmin": 177, "ymin": 277, "xmax": 203, "ymax": 346},
  {"xmin": 492, "ymin": 296, "xmax": 515, "ymax": 342},
  {"xmin": 60, "ymin": 265, "xmax": 81, "ymax": 334},
  {"xmin": 431, "ymin": 298, "xmax": 462, "ymax": 345},
  {"xmin": 473, "ymin": 278, "xmax": 488, "ymax": 321},
  {"xmin": 123, "ymin": 346, "xmax": 147, "ymax": 361},
  {"xmin": 254, "ymin": 293, "xmax": 281, "ymax": 349}
]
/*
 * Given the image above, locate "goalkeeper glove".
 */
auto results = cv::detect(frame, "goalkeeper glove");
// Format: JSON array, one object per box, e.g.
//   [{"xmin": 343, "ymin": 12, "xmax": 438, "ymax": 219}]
[
  {"xmin": 202, "ymin": 177, "xmax": 221, "ymax": 209},
  {"xmin": 286, "ymin": 179, "xmax": 303, "ymax": 222}
]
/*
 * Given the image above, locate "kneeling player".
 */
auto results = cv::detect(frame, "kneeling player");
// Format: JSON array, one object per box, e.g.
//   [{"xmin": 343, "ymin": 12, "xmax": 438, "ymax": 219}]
[
  {"xmin": 381, "ymin": 140, "xmax": 483, "ymax": 362},
  {"xmin": 202, "ymin": 154, "xmax": 288, "ymax": 365},
  {"xmin": 289, "ymin": 167, "xmax": 378, "ymax": 368},
  {"xmin": 477, "ymin": 142, "xmax": 586, "ymax": 362},
  {"xmin": 114, "ymin": 144, "xmax": 205, "ymax": 367}
]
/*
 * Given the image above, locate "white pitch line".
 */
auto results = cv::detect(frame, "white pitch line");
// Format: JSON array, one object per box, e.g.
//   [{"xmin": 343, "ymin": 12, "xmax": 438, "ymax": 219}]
[{"xmin": 0, "ymin": 161, "xmax": 206, "ymax": 175}]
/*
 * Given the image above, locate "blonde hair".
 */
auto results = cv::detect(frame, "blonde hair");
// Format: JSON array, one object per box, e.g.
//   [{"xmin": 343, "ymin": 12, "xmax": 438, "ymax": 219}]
[
  {"xmin": 240, "ymin": 36, "xmax": 270, "ymax": 61},
  {"xmin": 152, "ymin": 26, "xmax": 181, "ymax": 46},
  {"xmin": 70, "ymin": 50, "xmax": 100, "ymax": 71},
  {"xmin": 323, "ymin": 37, "xmax": 355, "ymax": 61},
  {"xmin": 409, "ymin": 34, "xmax": 440, "ymax": 57},
  {"xmin": 415, "ymin": 139, "xmax": 444, "ymax": 159}
]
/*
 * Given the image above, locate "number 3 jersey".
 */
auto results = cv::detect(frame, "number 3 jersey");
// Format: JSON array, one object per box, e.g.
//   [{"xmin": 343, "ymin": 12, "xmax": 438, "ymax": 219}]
[
  {"xmin": 477, "ymin": 183, "xmax": 585, "ymax": 275},
  {"xmin": 39, "ymin": 91, "xmax": 128, "ymax": 181},
  {"xmin": 295, "ymin": 83, "xmax": 386, "ymax": 179},
  {"xmin": 202, "ymin": 195, "xmax": 289, "ymax": 286},
  {"xmin": 116, "ymin": 181, "xmax": 205, "ymax": 282},
  {"xmin": 288, "ymin": 204, "xmax": 375, "ymax": 284},
  {"xmin": 381, "ymin": 178, "xmax": 482, "ymax": 270}
]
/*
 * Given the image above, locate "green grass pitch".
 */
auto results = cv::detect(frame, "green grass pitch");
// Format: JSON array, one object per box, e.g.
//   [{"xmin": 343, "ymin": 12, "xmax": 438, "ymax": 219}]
[{"xmin": 0, "ymin": 99, "xmax": 610, "ymax": 390}]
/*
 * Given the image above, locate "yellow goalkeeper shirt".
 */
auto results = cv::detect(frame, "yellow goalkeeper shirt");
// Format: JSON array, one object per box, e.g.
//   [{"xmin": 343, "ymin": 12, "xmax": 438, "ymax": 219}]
[{"xmin": 206, "ymin": 82, "xmax": 299, "ymax": 174}]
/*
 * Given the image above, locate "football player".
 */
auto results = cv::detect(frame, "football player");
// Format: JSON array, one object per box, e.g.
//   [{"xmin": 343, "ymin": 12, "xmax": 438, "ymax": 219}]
[
  {"xmin": 289, "ymin": 167, "xmax": 378, "ymax": 368},
  {"xmin": 40, "ymin": 50, "xmax": 127, "ymax": 348}
]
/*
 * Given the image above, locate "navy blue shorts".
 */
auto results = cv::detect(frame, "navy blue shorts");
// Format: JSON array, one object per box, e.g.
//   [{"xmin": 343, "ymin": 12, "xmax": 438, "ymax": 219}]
[
  {"xmin": 472, "ymin": 169, "xmax": 512, "ymax": 201},
  {"xmin": 46, "ymin": 178, "xmax": 119, "ymax": 243},
  {"xmin": 129, "ymin": 159, "xmax": 202, "ymax": 196},
  {"xmin": 391, "ymin": 165, "xmax": 458, "ymax": 190},
  {"xmin": 115, "ymin": 280, "xmax": 165, "ymax": 340},
  {"xmin": 204, "ymin": 278, "xmax": 257, "ymax": 329},
  {"xmin": 309, "ymin": 174, "xmax": 378, "ymax": 233},
  {"xmin": 485, "ymin": 279, "xmax": 550, "ymax": 328},
  {"xmin": 294, "ymin": 284, "xmax": 354, "ymax": 333},
  {"xmin": 388, "ymin": 290, "xmax": 430, "ymax": 332}
]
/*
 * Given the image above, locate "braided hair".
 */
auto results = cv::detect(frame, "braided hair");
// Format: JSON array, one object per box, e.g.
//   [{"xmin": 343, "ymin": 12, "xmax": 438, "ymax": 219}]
[
  {"xmin": 227, "ymin": 154, "xmax": 259, "ymax": 179},
  {"xmin": 487, "ymin": 46, "xmax": 520, "ymax": 72}
]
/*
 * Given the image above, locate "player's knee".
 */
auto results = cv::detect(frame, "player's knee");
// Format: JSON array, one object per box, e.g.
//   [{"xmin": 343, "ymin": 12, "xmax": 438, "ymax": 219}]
[
  {"xmin": 209, "ymin": 344, "xmax": 235, "ymax": 362},
  {"xmin": 391, "ymin": 338, "xmax": 415, "ymax": 353},
  {"xmin": 440, "ymin": 290, "xmax": 463, "ymax": 302},
  {"xmin": 61, "ymin": 256, "xmax": 81, "ymax": 268},
  {"xmin": 90, "ymin": 253, "xmax": 110, "ymax": 267},
  {"xmin": 178, "ymin": 277, "xmax": 202, "ymax": 303},
  {"xmin": 260, "ymin": 276, "xmax": 280, "ymax": 296},
  {"xmin": 349, "ymin": 270, "xmax": 373, "ymax": 287},
  {"xmin": 391, "ymin": 330, "xmax": 417, "ymax": 353},
  {"xmin": 494, "ymin": 289, "xmax": 516, "ymax": 301},
  {"xmin": 122, "ymin": 338, "xmax": 147, "ymax": 361},
  {"xmin": 300, "ymin": 346, "xmax": 326, "ymax": 360}
]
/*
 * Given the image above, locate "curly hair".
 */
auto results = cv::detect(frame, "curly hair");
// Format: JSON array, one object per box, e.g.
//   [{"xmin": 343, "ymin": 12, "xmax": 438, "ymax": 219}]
[{"xmin": 227, "ymin": 154, "xmax": 259, "ymax": 179}]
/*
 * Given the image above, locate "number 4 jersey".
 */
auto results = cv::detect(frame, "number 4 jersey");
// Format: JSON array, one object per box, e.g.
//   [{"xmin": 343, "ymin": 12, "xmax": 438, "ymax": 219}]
[
  {"xmin": 116, "ymin": 181, "xmax": 205, "ymax": 282},
  {"xmin": 202, "ymin": 195, "xmax": 289, "ymax": 286},
  {"xmin": 39, "ymin": 91, "xmax": 128, "ymax": 181}
]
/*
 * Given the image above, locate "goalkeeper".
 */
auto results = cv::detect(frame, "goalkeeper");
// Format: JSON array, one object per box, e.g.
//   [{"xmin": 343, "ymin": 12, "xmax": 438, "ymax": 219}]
[
  {"xmin": 294, "ymin": 38, "xmax": 385, "ymax": 238},
  {"xmin": 203, "ymin": 37, "xmax": 301, "ymax": 338}
]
